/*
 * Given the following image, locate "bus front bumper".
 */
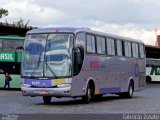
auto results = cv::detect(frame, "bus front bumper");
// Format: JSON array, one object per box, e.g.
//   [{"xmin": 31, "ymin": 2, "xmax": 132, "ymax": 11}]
[{"xmin": 21, "ymin": 86, "xmax": 72, "ymax": 97}]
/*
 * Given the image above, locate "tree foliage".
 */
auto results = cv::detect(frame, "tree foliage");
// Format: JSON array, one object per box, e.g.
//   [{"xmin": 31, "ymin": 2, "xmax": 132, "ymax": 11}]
[
  {"xmin": 0, "ymin": 8, "xmax": 8, "ymax": 18},
  {"xmin": 15, "ymin": 18, "xmax": 30, "ymax": 27},
  {"xmin": 16, "ymin": 18, "xmax": 24, "ymax": 26}
]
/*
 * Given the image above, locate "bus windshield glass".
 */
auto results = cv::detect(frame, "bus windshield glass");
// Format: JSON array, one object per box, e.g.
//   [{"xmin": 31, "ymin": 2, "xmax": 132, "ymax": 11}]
[
  {"xmin": 22, "ymin": 33, "xmax": 73, "ymax": 78},
  {"xmin": 45, "ymin": 34, "xmax": 73, "ymax": 77},
  {"xmin": 22, "ymin": 34, "xmax": 47, "ymax": 77}
]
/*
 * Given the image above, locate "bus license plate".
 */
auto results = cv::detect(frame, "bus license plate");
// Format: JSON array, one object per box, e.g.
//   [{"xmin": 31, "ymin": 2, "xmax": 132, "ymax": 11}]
[{"xmin": 39, "ymin": 90, "xmax": 49, "ymax": 95}]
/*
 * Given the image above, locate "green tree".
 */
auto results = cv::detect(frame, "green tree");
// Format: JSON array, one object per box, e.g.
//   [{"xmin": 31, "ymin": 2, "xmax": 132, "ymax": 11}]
[
  {"xmin": 0, "ymin": 8, "xmax": 8, "ymax": 18},
  {"xmin": 16, "ymin": 18, "xmax": 24, "ymax": 26},
  {"xmin": 15, "ymin": 18, "xmax": 30, "ymax": 27}
]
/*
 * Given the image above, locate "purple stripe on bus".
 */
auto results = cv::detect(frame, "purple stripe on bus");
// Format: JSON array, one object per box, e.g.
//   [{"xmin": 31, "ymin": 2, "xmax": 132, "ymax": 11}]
[
  {"xmin": 23, "ymin": 78, "xmax": 53, "ymax": 87},
  {"xmin": 100, "ymin": 88, "xmax": 121, "ymax": 94}
]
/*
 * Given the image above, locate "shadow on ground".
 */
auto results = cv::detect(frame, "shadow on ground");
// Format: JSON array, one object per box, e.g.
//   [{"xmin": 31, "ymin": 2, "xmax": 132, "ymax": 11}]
[{"xmin": 36, "ymin": 95, "xmax": 139, "ymax": 106}]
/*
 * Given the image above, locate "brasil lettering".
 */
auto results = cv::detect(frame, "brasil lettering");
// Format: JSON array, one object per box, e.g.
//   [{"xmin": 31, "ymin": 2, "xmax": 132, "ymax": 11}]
[
  {"xmin": 0, "ymin": 52, "xmax": 15, "ymax": 62},
  {"xmin": 150, "ymin": 67, "xmax": 160, "ymax": 75}
]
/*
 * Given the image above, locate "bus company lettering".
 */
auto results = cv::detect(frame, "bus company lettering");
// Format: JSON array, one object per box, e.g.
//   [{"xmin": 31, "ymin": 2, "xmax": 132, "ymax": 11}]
[
  {"xmin": 90, "ymin": 61, "xmax": 100, "ymax": 69},
  {"xmin": 134, "ymin": 63, "xmax": 139, "ymax": 77},
  {"xmin": 0, "ymin": 54, "xmax": 14, "ymax": 60},
  {"xmin": 32, "ymin": 81, "xmax": 40, "ymax": 86},
  {"xmin": 150, "ymin": 67, "xmax": 160, "ymax": 75}
]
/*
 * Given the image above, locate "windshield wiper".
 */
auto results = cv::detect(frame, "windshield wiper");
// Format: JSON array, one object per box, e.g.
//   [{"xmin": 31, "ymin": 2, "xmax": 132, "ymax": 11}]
[
  {"xmin": 31, "ymin": 53, "xmax": 42, "ymax": 77},
  {"xmin": 30, "ymin": 52, "xmax": 58, "ymax": 78},
  {"xmin": 45, "ymin": 63, "xmax": 57, "ymax": 78}
]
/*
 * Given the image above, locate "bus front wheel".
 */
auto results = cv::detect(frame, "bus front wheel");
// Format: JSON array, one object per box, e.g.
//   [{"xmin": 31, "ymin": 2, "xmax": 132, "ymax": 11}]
[
  {"xmin": 43, "ymin": 96, "xmax": 51, "ymax": 104},
  {"xmin": 146, "ymin": 76, "xmax": 151, "ymax": 83},
  {"xmin": 82, "ymin": 83, "xmax": 95, "ymax": 104}
]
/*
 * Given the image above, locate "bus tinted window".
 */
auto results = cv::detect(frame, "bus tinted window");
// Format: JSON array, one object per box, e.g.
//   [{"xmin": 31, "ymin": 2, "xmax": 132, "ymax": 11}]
[
  {"xmin": 147, "ymin": 59, "xmax": 160, "ymax": 67},
  {"xmin": 132, "ymin": 43, "xmax": 139, "ymax": 58},
  {"xmin": 97, "ymin": 36, "xmax": 106, "ymax": 54},
  {"xmin": 117, "ymin": 40, "xmax": 123, "ymax": 56},
  {"xmin": 87, "ymin": 35, "xmax": 96, "ymax": 53},
  {"xmin": 156, "ymin": 60, "xmax": 160, "ymax": 67},
  {"xmin": 3, "ymin": 40, "xmax": 24, "ymax": 51},
  {"xmin": 107, "ymin": 38, "xmax": 115, "ymax": 55},
  {"xmin": 139, "ymin": 44, "xmax": 145, "ymax": 58},
  {"xmin": 146, "ymin": 60, "xmax": 155, "ymax": 67},
  {"xmin": 135, "ymin": 44, "xmax": 139, "ymax": 58},
  {"xmin": 128, "ymin": 42, "xmax": 132, "ymax": 57},
  {"xmin": 124, "ymin": 42, "xmax": 132, "ymax": 57},
  {"xmin": 76, "ymin": 32, "xmax": 85, "ymax": 48}
]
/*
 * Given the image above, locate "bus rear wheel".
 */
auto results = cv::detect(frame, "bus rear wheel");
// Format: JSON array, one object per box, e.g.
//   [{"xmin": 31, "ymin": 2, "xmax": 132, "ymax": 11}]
[
  {"xmin": 119, "ymin": 81, "xmax": 134, "ymax": 98},
  {"xmin": 43, "ymin": 96, "xmax": 51, "ymax": 104},
  {"xmin": 127, "ymin": 82, "xmax": 134, "ymax": 98}
]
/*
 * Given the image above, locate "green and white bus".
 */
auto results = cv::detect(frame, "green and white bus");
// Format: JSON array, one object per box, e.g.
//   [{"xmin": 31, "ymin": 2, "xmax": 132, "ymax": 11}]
[
  {"xmin": 146, "ymin": 58, "xmax": 160, "ymax": 82},
  {"xmin": 0, "ymin": 35, "xmax": 24, "ymax": 89}
]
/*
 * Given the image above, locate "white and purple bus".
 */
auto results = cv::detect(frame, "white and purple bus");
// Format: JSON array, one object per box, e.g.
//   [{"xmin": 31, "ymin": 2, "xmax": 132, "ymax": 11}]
[{"xmin": 21, "ymin": 27, "xmax": 146, "ymax": 104}]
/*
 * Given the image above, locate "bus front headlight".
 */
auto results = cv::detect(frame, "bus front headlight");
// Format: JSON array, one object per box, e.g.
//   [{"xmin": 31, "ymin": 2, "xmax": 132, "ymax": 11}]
[{"xmin": 57, "ymin": 84, "xmax": 71, "ymax": 88}]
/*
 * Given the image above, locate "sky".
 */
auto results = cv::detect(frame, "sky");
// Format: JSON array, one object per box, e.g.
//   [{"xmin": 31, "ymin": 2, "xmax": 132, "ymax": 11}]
[{"xmin": 0, "ymin": 0, "xmax": 160, "ymax": 45}]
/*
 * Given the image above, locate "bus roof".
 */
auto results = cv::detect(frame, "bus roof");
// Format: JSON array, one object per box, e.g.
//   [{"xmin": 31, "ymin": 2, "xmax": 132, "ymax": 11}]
[
  {"xmin": 0, "ymin": 35, "xmax": 25, "ymax": 40},
  {"xmin": 27, "ymin": 27, "xmax": 144, "ymax": 43}
]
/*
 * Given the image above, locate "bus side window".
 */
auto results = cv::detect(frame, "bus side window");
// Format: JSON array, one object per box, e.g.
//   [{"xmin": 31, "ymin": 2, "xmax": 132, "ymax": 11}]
[
  {"xmin": 96, "ymin": 36, "xmax": 106, "ymax": 54},
  {"xmin": 156, "ymin": 60, "xmax": 160, "ymax": 67},
  {"xmin": 128, "ymin": 42, "xmax": 132, "ymax": 57},
  {"xmin": 87, "ymin": 35, "xmax": 96, "ymax": 54},
  {"xmin": 3, "ymin": 39, "xmax": 24, "ymax": 51},
  {"xmin": 76, "ymin": 32, "xmax": 86, "ymax": 49},
  {"xmin": 132, "ymin": 43, "xmax": 139, "ymax": 58},
  {"xmin": 139, "ymin": 44, "xmax": 145, "ymax": 58},
  {"xmin": 117, "ymin": 40, "xmax": 123, "ymax": 56},
  {"xmin": 106, "ymin": 38, "xmax": 115, "ymax": 55},
  {"xmin": 76, "ymin": 33, "xmax": 85, "ymax": 62},
  {"xmin": 146, "ymin": 60, "xmax": 155, "ymax": 67},
  {"xmin": 124, "ymin": 42, "xmax": 132, "ymax": 57},
  {"xmin": 135, "ymin": 43, "xmax": 139, "ymax": 58}
]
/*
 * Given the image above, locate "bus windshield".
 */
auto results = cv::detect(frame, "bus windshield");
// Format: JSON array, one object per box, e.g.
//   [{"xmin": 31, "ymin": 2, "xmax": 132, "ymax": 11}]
[{"xmin": 22, "ymin": 33, "xmax": 73, "ymax": 78}]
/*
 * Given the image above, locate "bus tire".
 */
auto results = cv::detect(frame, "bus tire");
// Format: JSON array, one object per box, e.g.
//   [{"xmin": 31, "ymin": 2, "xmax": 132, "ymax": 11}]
[
  {"xmin": 146, "ymin": 76, "xmax": 151, "ymax": 83},
  {"xmin": 119, "ymin": 81, "xmax": 134, "ymax": 98},
  {"xmin": 82, "ymin": 82, "xmax": 95, "ymax": 104},
  {"xmin": 125, "ymin": 81, "xmax": 134, "ymax": 98},
  {"xmin": 43, "ymin": 96, "xmax": 51, "ymax": 104}
]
